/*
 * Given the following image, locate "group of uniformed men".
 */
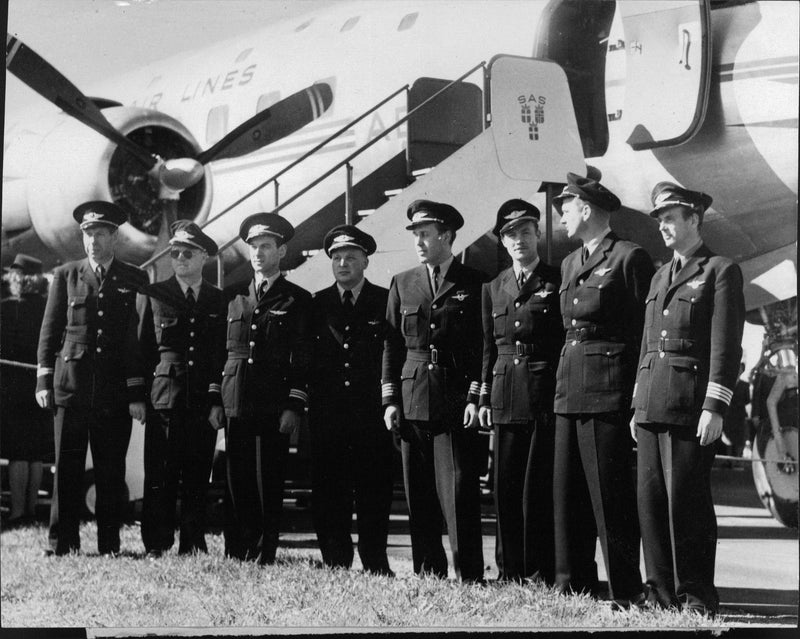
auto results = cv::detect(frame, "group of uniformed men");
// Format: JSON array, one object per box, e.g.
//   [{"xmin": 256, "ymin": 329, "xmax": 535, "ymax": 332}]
[{"xmin": 35, "ymin": 170, "xmax": 744, "ymax": 618}]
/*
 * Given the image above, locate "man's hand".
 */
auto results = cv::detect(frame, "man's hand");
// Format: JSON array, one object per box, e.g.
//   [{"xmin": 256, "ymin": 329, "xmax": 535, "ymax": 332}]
[
  {"xmin": 463, "ymin": 403, "xmax": 479, "ymax": 429},
  {"xmin": 35, "ymin": 389, "xmax": 53, "ymax": 410},
  {"xmin": 384, "ymin": 404, "xmax": 401, "ymax": 432},
  {"xmin": 629, "ymin": 415, "xmax": 638, "ymax": 443},
  {"xmin": 478, "ymin": 405, "xmax": 493, "ymax": 430},
  {"xmin": 129, "ymin": 401, "xmax": 147, "ymax": 423},
  {"xmin": 208, "ymin": 405, "xmax": 226, "ymax": 431},
  {"xmin": 279, "ymin": 409, "xmax": 302, "ymax": 435},
  {"xmin": 696, "ymin": 409, "xmax": 723, "ymax": 446}
]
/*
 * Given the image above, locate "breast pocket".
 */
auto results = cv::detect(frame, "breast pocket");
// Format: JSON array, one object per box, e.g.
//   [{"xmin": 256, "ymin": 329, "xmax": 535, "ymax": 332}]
[
  {"xmin": 150, "ymin": 361, "xmax": 185, "ymax": 409},
  {"xmin": 583, "ymin": 342, "xmax": 626, "ymax": 393},
  {"xmin": 674, "ymin": 295, "xmax": 697, "ymax": 327},
  {"xmin": 55, "ymin": 342, "xmax": 88, "ymax": 395},
  {"xmin": 490, "ymin": 361, "xmax": 507, "ymax": 410},
  {"xmin": 227, "ymin": 311, "xmax": 247, "ymax": 346},
  {"xmin": 401, "ymin": 305, "xmax": 421, "ymax": 338},
  {"xmin": 67, "ymin": 295, "xmax": 89, "ymax": 326},
  {"xmin": 400, "ymin": 360, "xmax": 419, "ymax": 416},
  {"xmin": 155, "ymin": 315, "xmax": 179, "ymax": 343},
  {"xmin": 492, "ymin": 305, "xmax": 508, "ymax": 339},
  {"xmin": 644, "ymin": 293, "xmax": 659, "ymax": 328}
]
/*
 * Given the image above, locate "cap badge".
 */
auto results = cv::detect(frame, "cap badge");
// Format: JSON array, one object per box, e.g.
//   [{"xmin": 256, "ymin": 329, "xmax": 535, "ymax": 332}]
[
  {"xmin": 83, "ymin": 211, "xmax": 104, "ymax": 222},
  {"xmin": 334, "ymin": 234, "xmax": 355, "ymax": 243},
  {"xmin": 655, "ymin": 191, "xmax": 673, "ymax": 207},
  {"xmin": 412, "ymin": 211, "xmax": 429, "ymax": 222},
  {"xmin": 249, "ymin": 224, "xmax": 270, "ymax": 236},
  {"xmin": 504, "ymin": 209, "xmax": 527, "ymax": 221},
  {"xmin": 687, "ymin": 279, "xmax": 705, "ymax": 289},
  {"xmin": 173, "ymin": 230, "xmax": 193, "ymax": 243}
]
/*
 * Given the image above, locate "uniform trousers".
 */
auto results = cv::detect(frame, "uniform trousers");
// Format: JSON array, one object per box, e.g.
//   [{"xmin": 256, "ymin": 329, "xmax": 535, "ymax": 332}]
[
  {"xmin": 223, "ymin": 415, "xmax": 289, "ymax": 564},
  {"xmin": 553, "ymin": 412, "xmax": 642, "ymax": 600},
  {"xmin": 49, "ymin": 406, "xmax": 132, "ymax": 554},
  {"xmin": 311, "ymin": 413, "xmax": 394, "ymax": 573},
  {"xmin": 401, "ymin": 420, "xmax": 484, "ymax": 581},
  {"xmin": 636, "ymin": 422, "xmax": 718, "ymax": 612},
  {"xmin": 141, "ymin": 407, "xmax": 217, "ymax": 554},
  {"xmin": 494, "ymin": 412, "xmax": 555, "ymax": 583}
]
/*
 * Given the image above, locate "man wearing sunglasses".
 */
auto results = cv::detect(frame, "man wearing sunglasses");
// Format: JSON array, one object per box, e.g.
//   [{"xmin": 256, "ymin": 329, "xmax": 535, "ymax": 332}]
[
  {"xmin": 221, "ymin": 212, "xmax": 313, "ymax": 565},
  {"xmin": 137, "ymin": 221, "xmax": 227, "ymax": 556}
]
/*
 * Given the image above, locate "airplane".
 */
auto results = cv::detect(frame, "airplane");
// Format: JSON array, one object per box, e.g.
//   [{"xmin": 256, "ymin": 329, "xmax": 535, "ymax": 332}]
[{"xmin": 3, "ymin": 0, "xmax": 797, "ymax": 526}]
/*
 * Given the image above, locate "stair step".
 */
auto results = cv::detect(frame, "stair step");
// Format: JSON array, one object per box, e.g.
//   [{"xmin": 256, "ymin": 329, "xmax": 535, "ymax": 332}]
[
  {"xmin": 357, "ymin": 209, "xmax": 376, "ymax": 217},
  {"xmin": 384, "ymin": 188, "xmax": 404, "ymax": 197},
  {"xmin": 411, "ymin": 167, "xmax": 432, "ymax": 177}
]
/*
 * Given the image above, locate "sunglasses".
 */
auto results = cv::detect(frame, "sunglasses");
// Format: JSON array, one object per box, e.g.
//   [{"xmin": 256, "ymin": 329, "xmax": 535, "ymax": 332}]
[{"xmin": 169, "ymin": 248, "xmax": 197, "ymax": 260}]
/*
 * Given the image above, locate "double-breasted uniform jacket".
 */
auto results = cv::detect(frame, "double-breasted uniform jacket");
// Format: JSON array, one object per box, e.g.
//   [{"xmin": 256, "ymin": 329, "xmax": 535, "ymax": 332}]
[
  {"xmin": 554, "ymin": 233, "xmax": 654, "ymax": 414},
  {"xmin": 137, "ymin": 276, "xmax": 227, "ymax": 412},
  {"xmin": 310, "ymin": 280, "xmax": 388, "ymax": 422},
  {"xmin": 382, "ymin": 260, "xmax": 485, "ymax": 424},
  {"xmin": 480, "ymin": 262, "xmax": 563, "ymax": 423},
  {"xmin": 632, "ymin": 244, "xmax": 745, "ymax": 425},
  {"xmin": 221, "ymin": 275, "xmax": 312, "ymax": 422},
  {"xmin": 36, "ymin": 258, "xmax": 148, "ymax": 412}
]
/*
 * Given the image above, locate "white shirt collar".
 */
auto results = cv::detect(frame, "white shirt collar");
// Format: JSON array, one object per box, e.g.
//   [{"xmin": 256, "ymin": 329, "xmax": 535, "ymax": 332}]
[
  {"xmin": 426, "ymin": 254, "xmax": 454, "ymax": 278},
  {"xmin": 337, "ymin": 277, "xmax": 365, "ymax": 303},
  {"xmin": 674, "ymin": 240, "xmax": 703, "ymax": 264},
  {"xmin": 88, "ymin": 256, "xmax": 114, "ymax": 273},
  {"xmin": 584, "ymin": 227, "xmax": 612, "ymax": 258},
  {"xmin": 513, "ymin": 257, "xmax": 540, "ymax": 282},
  {"xmin": 176, "ymin": 275, "xmax": 203, "ymax": 296},
  {"xmin": 254, "ymin": 270, "xmax": 279, "ymax": 293}
]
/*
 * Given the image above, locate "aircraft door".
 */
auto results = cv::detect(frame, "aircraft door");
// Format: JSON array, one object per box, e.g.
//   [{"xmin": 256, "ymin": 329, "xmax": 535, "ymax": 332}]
[{"xmin": 617, "ymin": 0, "xmax": 711, "ymax": 150}]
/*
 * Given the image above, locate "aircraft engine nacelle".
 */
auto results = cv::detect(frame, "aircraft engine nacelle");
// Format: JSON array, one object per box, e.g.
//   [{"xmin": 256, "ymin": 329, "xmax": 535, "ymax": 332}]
[{"xmin": 24, "ymin": 106, "xmax": 212, "ymax": 265}]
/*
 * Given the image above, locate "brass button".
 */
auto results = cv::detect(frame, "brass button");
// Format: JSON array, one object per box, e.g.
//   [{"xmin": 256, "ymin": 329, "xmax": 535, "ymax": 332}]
[
  {"xmin": 97, "ymin": 310, "xmax": 104, "ymax": 317},
  {"xmin": 190, "ymin": 318, "xmax": 195, "ymax": 324},
  {"xmin": 573, "ymin": 298, "xmax": 579, "ymax": 305},
  {"xmin": 661, "ymin": 330, "xmax": 667, "ymax": 337},
  {"xmin": 97, "ymin": 329, "xmax": 103, "ymax": 335},
  {"xmin": 343, "ymin": 343, "xmax": 350, "ymax": 350},
  {"xmin": 571, "ymin": 319, "xmax": 577, "ymax": 326},
  {"xmin": 432, "ymin": 304, "xmax": 438, "ymax": 310},
  {"xmin": 345, "ymin": 325, "xmax": 350, "ymax": 331},
  {"xmin": 254, "ymin": 309, "xmax": 260, "ymax": 314},
  {"xmin": 247, "ymin": 358, "xmax": 254, "ymax": 364},
  {"xmin": 430, "ymin": 323, "xmax": 436, "ymax": 329},
  {"xmin": 515, "ymin": 302, "xmax": 521, "ymax": 308},
  {"xmin": 344, "ymin": 362, "xmax": 350, "ymax": 368},
  {"xmin": 571, "ymin": 340, "xmax": 577, "ymax": 346},
  {"xmin": 98, "ymin": 293, "xmax": 104, "ymax": 299},
  {"xmin": 344, "ymin": 380, "xmax": 351, "ymax": 387},
  {"xmin": 663, "ymin": 309, "xmax": 670, "ymax": 316},
  {"xmin": 428, "ymin": 364, "xmax": 434, "ymax": 370},
  {"xmin": 429, "ymin": 344, "xmax": 435, "ymax": 350},
  {"xmin": 249, "ymin": 341, "xmax": 256, "ymax": 347},
  {"xmin": 189, "ymin": 346, "xmax": 195, "ymax": 352},
  {"xmin": 659, "ymin": 352, "xmax": 665, "ymax": 358},
  {"xmin": 96, "ymin": 347, "xmax": 102, "ymax": 353},
  {"xmin": 188, "ymin": 361, "xmax": 194, "ymax": 366},
  {"xmin": 189, "ymin": 332, "xmax": 195, "ymax": 337},
  {"xmin": 516, "ymin": 340, "xmax": 522, "ymax": 345},
  {"xmin": 514, "ymin": 358, "xmax": 520, "ymax": 365},
  {"xmin": 514, "ymin": 320, "xmax": 521, "ymax": 327},
  {"xmin": 251, "ymin": 324, "xmax": 257, "ymax": 330}
]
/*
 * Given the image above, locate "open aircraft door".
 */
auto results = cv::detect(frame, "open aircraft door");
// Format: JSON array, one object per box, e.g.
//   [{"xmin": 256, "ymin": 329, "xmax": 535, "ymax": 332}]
[{"xmin": 617, "ymin": 0, "xmax": 712, "ymax": 150}]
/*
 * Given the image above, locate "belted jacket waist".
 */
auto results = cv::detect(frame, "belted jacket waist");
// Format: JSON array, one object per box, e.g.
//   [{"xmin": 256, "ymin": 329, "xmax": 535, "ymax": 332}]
[
  {"xmin": 564, "ymin": 325, "xmax": 622, "ymax": 342},
  {"xmin": 496, "ymin": 343, "xmax": 538, "ymax": 357},
  {"xmin": 645, "ymin": 337, "xmax": 697, "ymax": 354},
  {"xmin": 406, "ymin": 348, "xmax": 455, "ymax": 367}
]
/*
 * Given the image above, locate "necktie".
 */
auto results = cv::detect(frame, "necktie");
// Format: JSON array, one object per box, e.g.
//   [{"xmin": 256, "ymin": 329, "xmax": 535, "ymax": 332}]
[
  {"xmin": 186, "ymin": 286, "xmax": 195, "ymax": 308},
  {"xmin": 342, "ymin": 289, "xmax": 354, "ymax": 313},
  {"xmin": 95, "ymin": 264, "xmax": 105, "ymax": 285},
  {"xmin": 670, "ymin": 258, "xmax": 682, "ymax": 285},
  {"xmin": 432, "ymin": 265, "xmax": 441, "ymax": 294},
  {"xmin": 257, "ymin": 280, "xmax": 268, "ymax": 301},
  {"xmin": 581, "ymin": 247, "xmax": 589, "ymax": 265},
  {"xmin": 517, "ymin": 270, "xmax": 526, "ymax": 290}
]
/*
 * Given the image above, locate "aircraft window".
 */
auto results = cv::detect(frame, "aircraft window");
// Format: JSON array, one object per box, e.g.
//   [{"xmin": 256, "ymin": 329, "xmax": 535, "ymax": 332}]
[
  {"xmin": 206, "ymin": 105, "xmax": 229, "ymax": 146},
  {"xmin": 236, "ymin": 48, "xmax": 253, "ymax": 63},
  {"xmin": 341, "ymin": 16, "xmax": 360, "ymax": 32},
  {"xmin": 256, "ymin": 92, "xmax": 281, "ymax": 114},
  {"xmin": 295, "ymin": 19, "xmax": 314, "ymax": 32},
  {"xmin": 398, "ymin": 13, "xmax": 419, "ymax": 31}
]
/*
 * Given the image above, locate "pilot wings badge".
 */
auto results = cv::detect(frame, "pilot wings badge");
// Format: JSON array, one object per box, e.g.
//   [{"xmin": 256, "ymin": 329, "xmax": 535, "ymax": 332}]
[
  {"xmin": 687, "ymin": 279, "xmax": 705, "ymax": 289},
  {"xmin": 451, "ymin": 291, "xmax": 469, "ymax": 301},
  {"xmin": 269, "ymin": 309, "xmax": 288, "ymax": 316},
  {"xmin": 534, "ymin": 289, "xmax": 553, "ymax": 298},
  {"xmin": 593, "ymin": 267, "xmax": 611, "ymax": 276},
  {"xmin": 116, "ymin": 288, "xmax": 132, "ymax": 294}
]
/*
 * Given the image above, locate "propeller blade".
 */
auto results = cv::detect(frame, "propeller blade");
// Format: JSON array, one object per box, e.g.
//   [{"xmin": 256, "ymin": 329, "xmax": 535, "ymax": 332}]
[
  {"xmin": 195, "ymin": 83, "xmax": 334, "ymax": 165},
  {"xmin": 6, "ymin": 33, "xmax": 157, "ymax": 169}
]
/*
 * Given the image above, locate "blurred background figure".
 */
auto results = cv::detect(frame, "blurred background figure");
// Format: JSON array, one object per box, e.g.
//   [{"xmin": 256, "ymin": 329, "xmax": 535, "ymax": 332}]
[{"xmin": 1, "ymin": 254, "xmax": 53, "ymax": 527}]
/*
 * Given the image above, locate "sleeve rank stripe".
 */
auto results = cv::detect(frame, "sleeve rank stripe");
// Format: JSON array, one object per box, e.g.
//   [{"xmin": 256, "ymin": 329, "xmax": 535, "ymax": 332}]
[
  {"xmin": 126, "ymin": 377, "xmax": 145, "ymax": 387},
  {"xmin": 289, "ymin": 389, "xmax": 309, "ymax": 403},
  {"xmin": 705, "ymin": 382, "xmax": 733, "ymax": 405},
  {"xmin": 37, "ymin": 366, "xmax": 54, "ymax": 376}
]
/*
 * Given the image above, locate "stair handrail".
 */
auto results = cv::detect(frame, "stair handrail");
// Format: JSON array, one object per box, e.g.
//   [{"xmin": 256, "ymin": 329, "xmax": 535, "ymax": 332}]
[
  {"xmin": 214, "ymin": 60, "xmax": 487, "ymax": 256},
  {"xmin": 140, "ymin": 84, "xmax": 410, "ymax": 272}
]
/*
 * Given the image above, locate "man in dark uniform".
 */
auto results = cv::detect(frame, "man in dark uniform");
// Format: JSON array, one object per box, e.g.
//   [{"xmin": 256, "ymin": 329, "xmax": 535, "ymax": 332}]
[
  {"xmin": 382, "ymin": 199, "xmax": 486, "ymax": 582},
  {"xmin": 552, "ymin": 172, "xmax": 654, "ymax": 606},
  {"xmin": 36, "ymin": 201, "xmax": 148, "ymax": 555},
  {"xmin": 221, "ymin": 212, "xmax": 312, "ymax": 565},
  {"xmin": 138, "ymin": 221, "xmax": 227, "ymax": 555},
  {"xmin": 474, "ymin": 199, "xmax": 563, "ymax": 583},
  {"xmin": 631, "ymin": 182, "xmax": 745, "ymax": 616},
  {"xmin": 309, "ymin": 224, "xmax": 394, "ymax": 575}
]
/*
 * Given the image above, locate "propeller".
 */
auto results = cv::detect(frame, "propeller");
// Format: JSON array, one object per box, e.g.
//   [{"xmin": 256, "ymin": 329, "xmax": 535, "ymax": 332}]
[{"xmin": 6, "ymin": 33, "xmax": 333, "ymax": 194}]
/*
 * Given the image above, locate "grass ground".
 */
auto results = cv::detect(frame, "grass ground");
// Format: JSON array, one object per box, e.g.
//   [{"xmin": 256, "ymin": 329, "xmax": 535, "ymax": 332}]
[{"xmin": 0, "ymin": 522, "xmax": 740, "ymax": 630}]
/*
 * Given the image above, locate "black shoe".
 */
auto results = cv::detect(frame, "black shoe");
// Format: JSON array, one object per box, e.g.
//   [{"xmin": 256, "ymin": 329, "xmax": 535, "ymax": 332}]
[
  {"xmin": 611, "ymin": 592, "xmax": 649, "ymax": 612},
  {"xmin": 683, "ymin": 603, "xmax": 716, "ymax": 619},
  {"xmin": 146, "ymin": 549, "xmax": 163, "ymax": 558}
]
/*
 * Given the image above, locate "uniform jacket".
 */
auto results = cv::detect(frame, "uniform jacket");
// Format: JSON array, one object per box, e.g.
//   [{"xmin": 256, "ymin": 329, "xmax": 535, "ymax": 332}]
[
  {"xmin": 137, "ymin": 276, "xmax": 227, "ymax": 412},
  {"xmin": 36, "ymin": 258, "xmax": 148, "ymax": 411},
  {"xmin": 221, "ymin": 274, "xmax": 312, "ymax": 420},
  {"xmin": 632, "ymin": 243, "xmax": 745, "ymax": 426},
  {"xmin": 382, "ymin": 259, "xmax": 486, "ymax": 423},
  {"xmin": 480, "ymin": 261, "xmax": 563, "ymax": 423},
  {"xmin": 309, "ymin": 280, "xmax": 388, "ymax": 423},
  {"xmin": 2, "ymin": 294, "xmax": 47, "ymax": 416},
  {"xmin": 554, "ymin": 232, "xmax": 654, "ymax": 414}
]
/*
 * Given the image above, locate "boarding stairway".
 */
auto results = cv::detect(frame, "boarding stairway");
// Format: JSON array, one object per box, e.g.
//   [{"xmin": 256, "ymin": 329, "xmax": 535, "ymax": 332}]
[{"xmin": 287, "ymin": 55, "xmax": 586, "ymax": 291}]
